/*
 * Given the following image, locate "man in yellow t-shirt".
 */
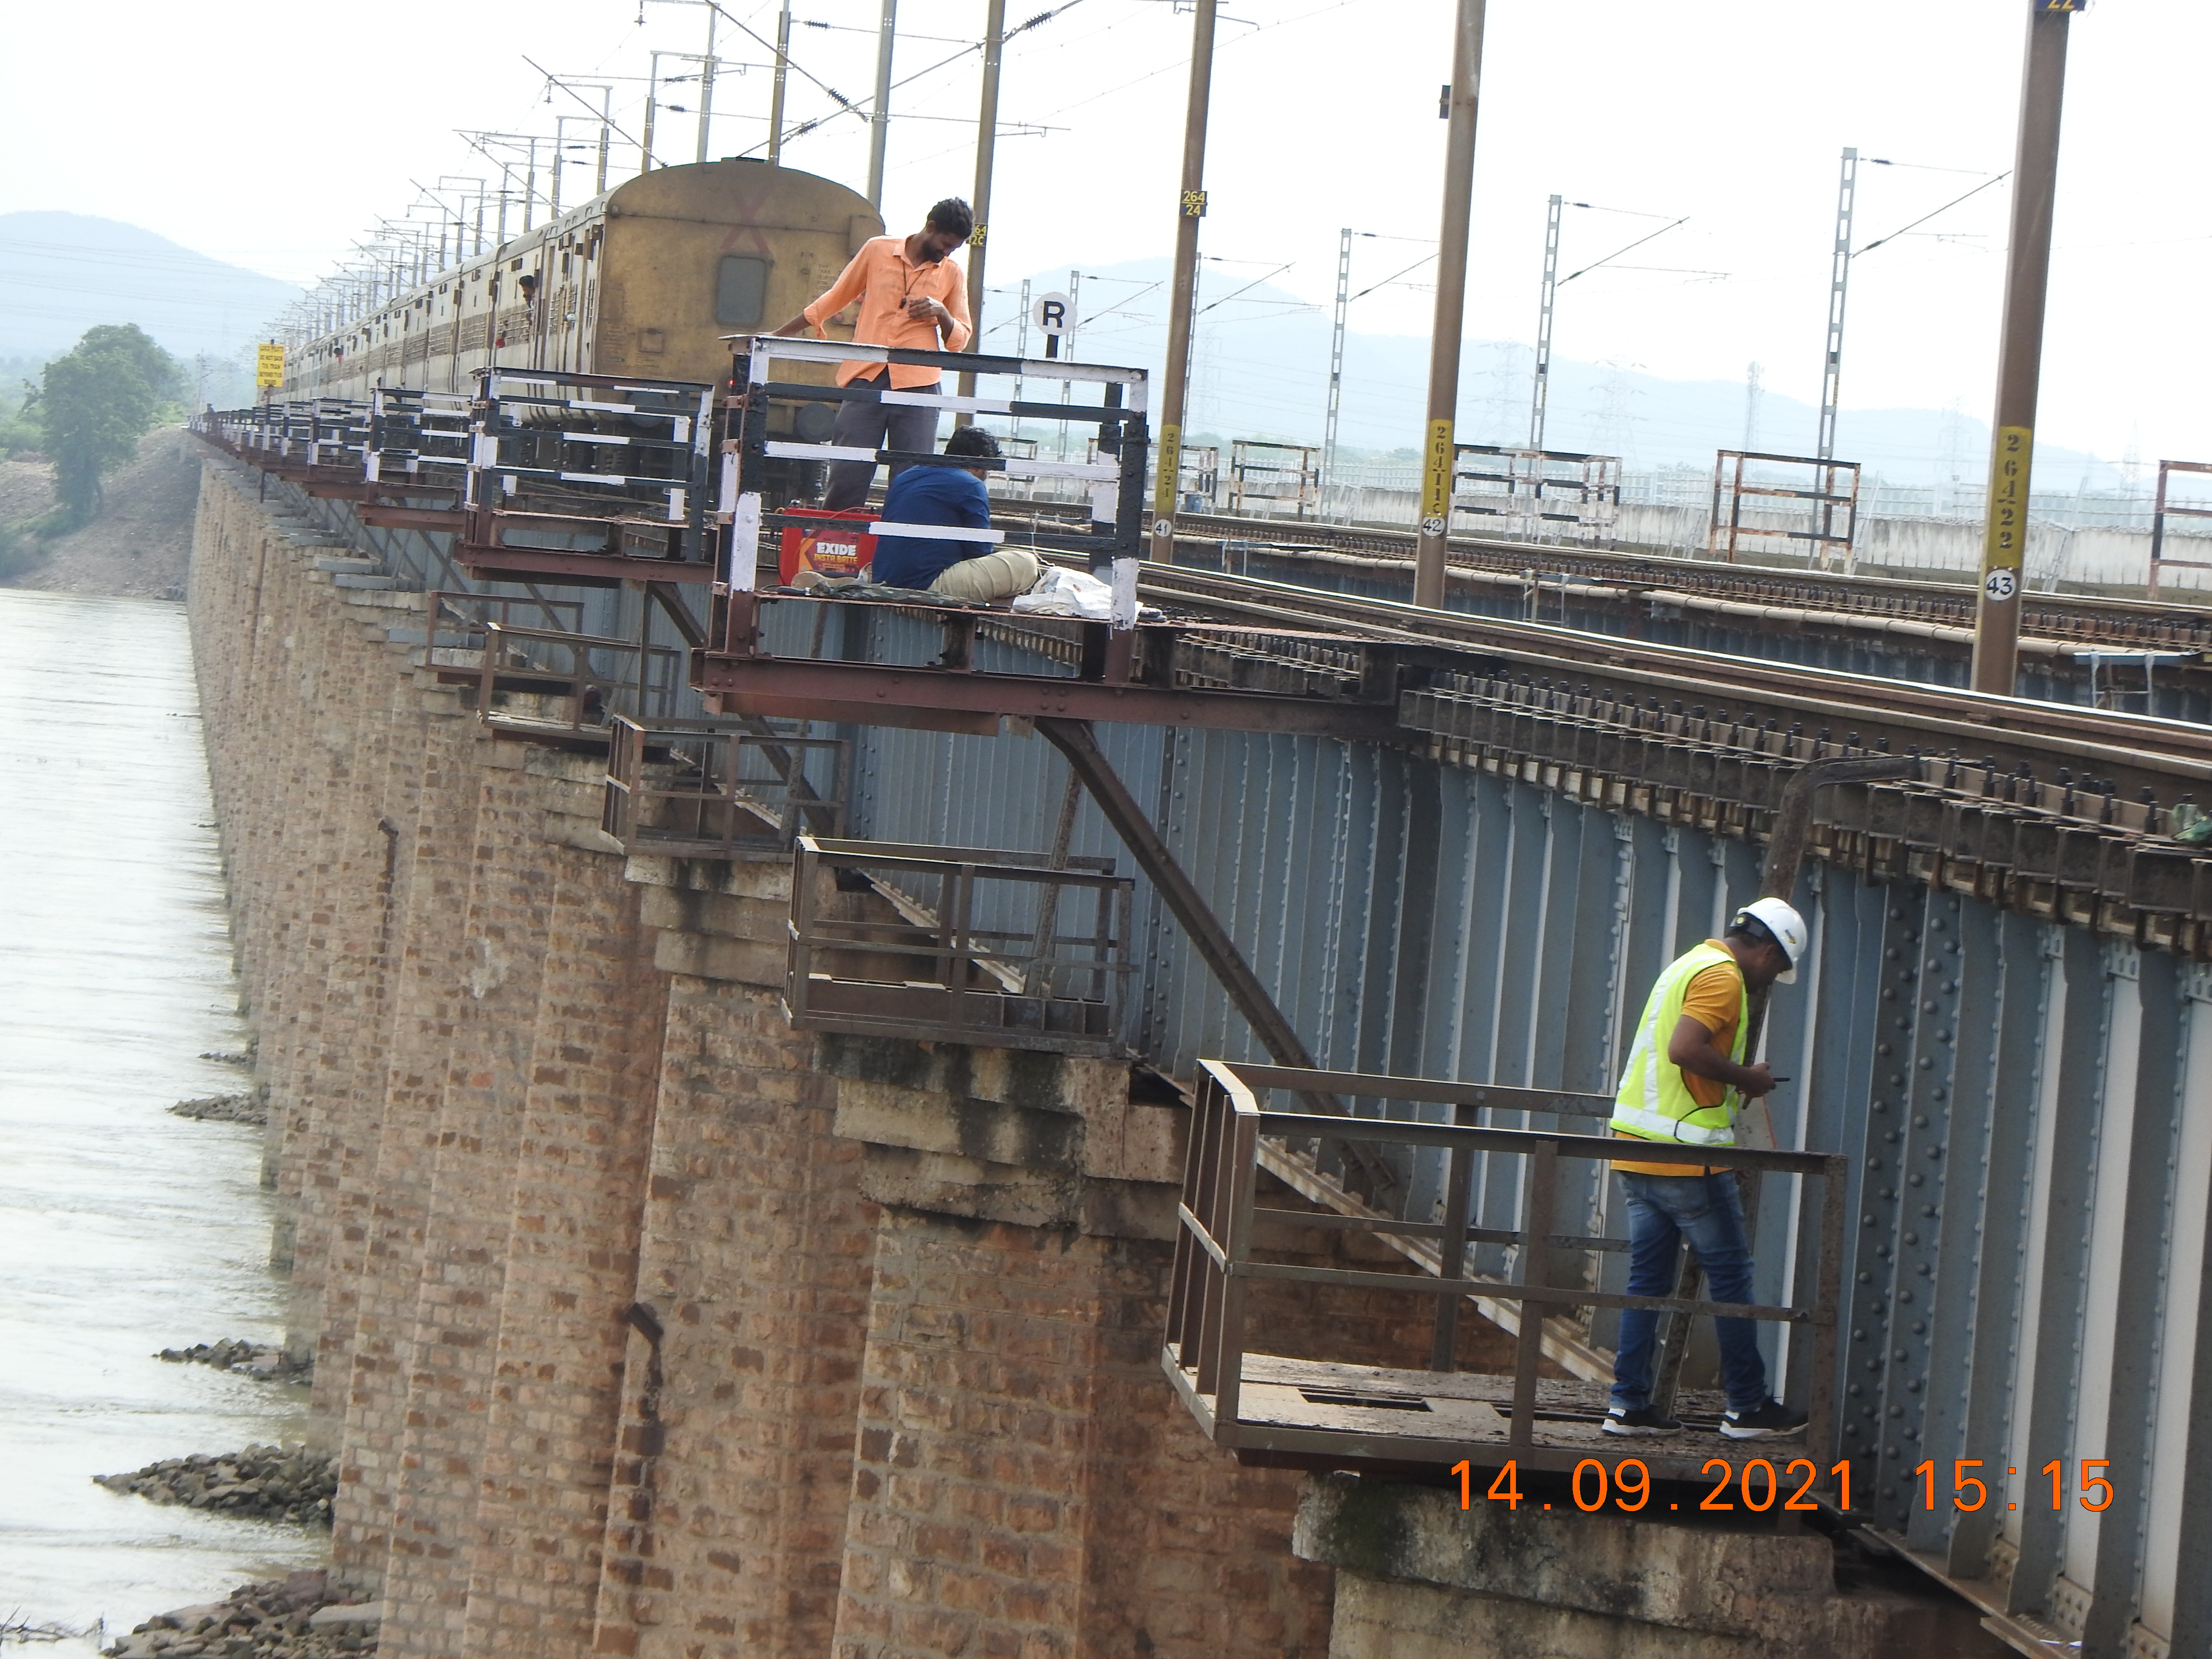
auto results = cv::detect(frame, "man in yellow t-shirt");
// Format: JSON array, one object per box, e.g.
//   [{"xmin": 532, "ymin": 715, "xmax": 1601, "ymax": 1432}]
[{"xmin": 1603, "ymin": 899, "xmax": 1810, "ymax": 1443}]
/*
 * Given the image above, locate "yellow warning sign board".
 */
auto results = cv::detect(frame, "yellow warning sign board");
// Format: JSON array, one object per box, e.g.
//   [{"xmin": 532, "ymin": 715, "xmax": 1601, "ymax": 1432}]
[{"xmin": 255, "ymin": 343, "xmax": 286, "ymax": 389}]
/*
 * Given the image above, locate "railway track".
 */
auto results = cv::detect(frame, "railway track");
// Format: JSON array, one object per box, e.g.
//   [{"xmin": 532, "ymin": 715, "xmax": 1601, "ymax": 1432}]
[
  {"xmin": 1132, "ymin": 558, "xmax": 2212, "ymax": 801},
  {"xmin": 1152, "ymin": 508, "xmax": 2212, "ymax": 653}
]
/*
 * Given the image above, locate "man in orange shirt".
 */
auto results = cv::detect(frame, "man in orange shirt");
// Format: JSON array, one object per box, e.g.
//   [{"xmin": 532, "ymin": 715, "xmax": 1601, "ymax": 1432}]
[{"xmin": 772, "ymin": 197, "xmax": 976, "ymax": 510}]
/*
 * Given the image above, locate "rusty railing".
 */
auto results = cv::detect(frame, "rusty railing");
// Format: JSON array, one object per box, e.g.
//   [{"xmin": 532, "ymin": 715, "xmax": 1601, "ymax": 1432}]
[
  {"xmin": 603, "ymin": 716, "xmax": 848, "ymax": 857},
  {"xmin": 1165, "ymin": 1059, "xmax": 1845, "ymax": 1485},
  {"xmin": 785, "ymin": 835, "xmax": 1134, "ymax": 1057}
]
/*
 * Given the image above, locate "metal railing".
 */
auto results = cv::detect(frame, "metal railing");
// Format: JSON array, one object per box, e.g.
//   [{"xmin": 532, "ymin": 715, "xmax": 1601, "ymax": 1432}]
[
  {"xmin": 726, "ymin": 335, "xmax": 1150, "ymax": 589},
  {"xmin": 603, "ymin": 716, "xmax": 848, "ymax": 857},
  {"xmin": 433, "ymin": 611, "xmax": 685, "ymax": 736},
  {"xmin": 366, "ymin": 386, "xmax": 471, "ymax": 485},
  {"xmin": 1164, "ymin": 1059, "xmax": 1845, "ymax": 1480},
  {"xmin": 1709, "ymin": 449, "xmax": 1863, "ymax": 571},
  {"xmin": 2149, "ymin": 458, "xmax": 2212, "ymax": 599},
  {"xmin": 785, "ymin": 835, "xmax": 1134, "ymax": 1057},
  {"xmin": 465, "ymin": 367, "xmax": 719, "ymax": 563},
  {"xmin": 1229, "ymin": 440, "xmax": 1320, "ymax": 519},
  {"xmin": 1451, "ymin": 444, "xmax": 1622, "ymax": 545}
]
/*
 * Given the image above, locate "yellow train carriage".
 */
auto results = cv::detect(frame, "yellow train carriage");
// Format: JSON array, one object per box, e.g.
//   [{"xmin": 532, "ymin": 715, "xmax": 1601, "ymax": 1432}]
[{"xmin": 285, "ymin": 159, "xmax": 879, "ymax": 400}]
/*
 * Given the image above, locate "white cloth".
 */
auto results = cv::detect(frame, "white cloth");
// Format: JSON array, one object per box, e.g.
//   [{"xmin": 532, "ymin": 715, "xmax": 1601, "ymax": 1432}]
[{"xmin": 1010, "ymin": 565, "xmax": 1160, "ymax": 623}]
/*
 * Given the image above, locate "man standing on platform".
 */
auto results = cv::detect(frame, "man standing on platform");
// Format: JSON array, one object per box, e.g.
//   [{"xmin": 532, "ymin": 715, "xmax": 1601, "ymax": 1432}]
[
  {"xmin": 772, "ymin": 198, "xmax": 975, "ymax": 510},
  {"xmin": 1601, "ymin": 898, "xmax": 1813, "ymax": 1443}
]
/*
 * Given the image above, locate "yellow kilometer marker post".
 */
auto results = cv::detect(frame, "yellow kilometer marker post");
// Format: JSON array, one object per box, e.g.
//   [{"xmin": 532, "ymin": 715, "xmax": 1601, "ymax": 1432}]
[
  {"xmin": 1971, "ymin": 0, "xmax": 2081, "ymax": 696},
  {"xmin": 1980, "ymin": 425, "xmax": 2032, "ymax": 610},
  {"xmin": 1420, "ymin": 418, "xmax": 1454, "ymax": 545}
]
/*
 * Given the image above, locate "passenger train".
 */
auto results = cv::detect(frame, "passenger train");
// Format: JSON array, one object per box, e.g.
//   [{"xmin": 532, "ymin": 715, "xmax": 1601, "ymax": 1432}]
[{"xmin": 282, "ymin": 159, "xmax": 883, "ymax": 399}]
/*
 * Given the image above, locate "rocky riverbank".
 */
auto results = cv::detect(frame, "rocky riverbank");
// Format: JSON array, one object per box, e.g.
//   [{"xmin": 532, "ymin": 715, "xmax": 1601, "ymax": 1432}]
[
  {"xmin": 104, "ymin": 1571, "xmax": 379, "ymax": 1659},
  {"xmin": 156, "ymin": 1337, "xmax": 310, "ymax": 1381},
  {"xmin": 168, "ymin": 1092, "xmax": 268, "ymax": 1125},
  {"xmin": 93, "ymin": 1445, "xmax": 334, "ymax": 1526}
]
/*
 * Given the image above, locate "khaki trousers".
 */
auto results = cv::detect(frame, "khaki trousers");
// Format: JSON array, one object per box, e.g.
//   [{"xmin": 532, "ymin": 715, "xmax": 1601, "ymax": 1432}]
[{"xmin": 927, "ymin": 547, "xmax": 1043, "ymax": 602}]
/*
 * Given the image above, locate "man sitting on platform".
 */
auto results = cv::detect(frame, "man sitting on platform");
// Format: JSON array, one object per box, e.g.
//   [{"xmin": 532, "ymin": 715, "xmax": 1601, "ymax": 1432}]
[{"xmin": 870, "ymin": 426, "xmax": 1041, "ymax": 602}]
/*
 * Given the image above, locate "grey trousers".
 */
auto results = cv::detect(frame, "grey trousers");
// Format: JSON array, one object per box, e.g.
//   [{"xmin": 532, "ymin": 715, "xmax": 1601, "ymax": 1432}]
[{"xmin": 823, "ymin": 378, "xmax": 942, "ymax": 510}]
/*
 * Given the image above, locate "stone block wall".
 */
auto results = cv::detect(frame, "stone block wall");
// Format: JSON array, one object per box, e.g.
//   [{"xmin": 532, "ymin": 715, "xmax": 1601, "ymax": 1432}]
[
  {"xmin": 1293, "ymin": 1474, "xmax": 2003, "ymax": 1658},
  {"xmin": 187, "ymin": 456, "xmax": 1376, "ymax": 1659}
]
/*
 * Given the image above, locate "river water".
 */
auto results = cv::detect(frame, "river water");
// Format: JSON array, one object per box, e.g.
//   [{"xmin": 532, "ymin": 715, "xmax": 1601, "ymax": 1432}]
[{"xmin": 0, "ymin": 590, "xmax": 321, "ymax": 1651}]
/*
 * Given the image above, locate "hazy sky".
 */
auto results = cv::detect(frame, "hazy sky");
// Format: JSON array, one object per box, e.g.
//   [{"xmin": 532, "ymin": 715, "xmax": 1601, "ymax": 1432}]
[{"xmin": 3, "ymin": 0, "xmax": 2206, "ymax": 468}]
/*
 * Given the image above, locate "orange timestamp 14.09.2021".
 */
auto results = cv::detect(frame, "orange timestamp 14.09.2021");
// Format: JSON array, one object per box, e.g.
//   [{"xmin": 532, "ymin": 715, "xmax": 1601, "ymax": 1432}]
[{"xmin": 1447, "ymin": 1457, "xmax": 2116, "ymax": 1515}]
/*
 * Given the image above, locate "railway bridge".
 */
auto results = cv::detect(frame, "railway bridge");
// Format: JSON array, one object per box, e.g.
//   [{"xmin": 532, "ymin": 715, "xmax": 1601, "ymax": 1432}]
[{"xmin": 179, "ymin": 337, "xmax": 2212, "ymax": 1659}]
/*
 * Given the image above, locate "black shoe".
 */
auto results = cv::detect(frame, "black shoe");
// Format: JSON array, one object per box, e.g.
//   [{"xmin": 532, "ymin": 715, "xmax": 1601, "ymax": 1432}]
[
  {"xmin": 1602, "ymin": 1406, "xmax": 1681, "ymax": 1437},
  {"xmin": 1719, "ymin": 1398, "xmax": 1808, "ymax": 1440}
]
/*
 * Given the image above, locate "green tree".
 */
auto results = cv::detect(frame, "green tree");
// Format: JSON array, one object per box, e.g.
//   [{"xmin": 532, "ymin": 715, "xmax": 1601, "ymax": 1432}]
[{"xmin": 27, "ymin": 324, "xmax": 183, "ymax": 523}]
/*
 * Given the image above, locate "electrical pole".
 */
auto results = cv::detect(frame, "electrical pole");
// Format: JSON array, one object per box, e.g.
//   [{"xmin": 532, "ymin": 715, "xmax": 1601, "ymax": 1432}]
[
  {"xmin": 1413, "ymin": 0, "xmax": 1488, "ymax": 609},
  {"xmin": 1527, "ymin": 192, "xmax": 1561, "ymax": 453},
  {"xmin": 768, "ymin": 0, "xmax": 793, "ymax": 164},
  {"xmin": 696, "ymin": 4, "xmax": 718, "ymax": 163},
  {"xmin": 1014, "ymin": 276, "xmax": 1031, "ymax": 450},
  {"xmin": 1322, "ymin": 227, "xmax": 1351, "ymax": 505},
  {"xmin": 1150, "ymin": 0, "xmax": 1217, "ymax": 565},
  {"xmin": 1972, "ymin": 0, "xmax": 2078, "ymax": 697},
  {"xmin": 956, "ymin": 0, "xmax": 1007, "ymax": 414},
  {"xmin": 596, "ymin": 84, "xmax": 613, "ymax": 193},
  {"xmin": 1061, "ymin": 269, "xmax": 1081, "ymax": 461},
  {"xmin": 867, "ymin": 0, "xmax": 898, "ymax": 209},
  {"xmin": 1816, "ymin": 147, "xmax": 1857, "ymax": 463}
]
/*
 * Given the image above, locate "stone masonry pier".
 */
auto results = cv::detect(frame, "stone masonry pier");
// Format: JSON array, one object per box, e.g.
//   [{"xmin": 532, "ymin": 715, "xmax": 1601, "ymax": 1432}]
[{"xmin": 187, "ymin": 457, "xmax": 1335, "ymax": 1659}]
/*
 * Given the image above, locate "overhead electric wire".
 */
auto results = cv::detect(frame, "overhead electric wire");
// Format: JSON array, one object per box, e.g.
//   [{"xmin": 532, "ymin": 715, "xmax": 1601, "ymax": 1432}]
[
  {"xmin": 520, "ymin": 57, "xmax": 648, "ymax": 152},
  {"xmin": 729, "ymin": 0, "xmax": 1088, "ymax": 155},
  {"xmin": 1347, "ymin": 252, "xmax": 1435, "ymax": 304},
  {"xmin": 1561, "ymin": 216, "xmax": 1689, "ymax": 286},
  {"xmin": 1193, "ymin": 261, "xmax": 1295, "ymax": 318},
  {"xmin": 1856, "ymin": 172, "xmax": 2012, "ymax": 258}
]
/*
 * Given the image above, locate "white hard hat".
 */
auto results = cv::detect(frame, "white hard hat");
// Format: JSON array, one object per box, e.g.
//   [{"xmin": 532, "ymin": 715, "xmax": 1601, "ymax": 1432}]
[{"xmin": 1735, "ymin": 897, "xmax": 1810, "ymax": 983}]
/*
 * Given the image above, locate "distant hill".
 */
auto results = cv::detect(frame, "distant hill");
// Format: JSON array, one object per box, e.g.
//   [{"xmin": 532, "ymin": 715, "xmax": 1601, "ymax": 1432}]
[
  {"xmin": 999, "ymin": 257, "xmax": 2124, "ymax": 492},
  {"xmin": 0, "ymin": 212, "xmax": 301, "ymax": 363}
]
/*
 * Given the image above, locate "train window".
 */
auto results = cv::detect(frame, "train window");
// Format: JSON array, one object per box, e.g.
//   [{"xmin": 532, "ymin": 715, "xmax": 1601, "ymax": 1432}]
[{"xmin": 715, "ymin": 256, "xmax": 769, "ymax": 326}]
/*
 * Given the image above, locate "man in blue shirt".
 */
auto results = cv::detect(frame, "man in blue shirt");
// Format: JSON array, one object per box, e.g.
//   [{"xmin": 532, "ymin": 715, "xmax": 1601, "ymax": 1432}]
[{"xmin": 868, "ymin": 425, "xmax": 1042, "ymax": 601}]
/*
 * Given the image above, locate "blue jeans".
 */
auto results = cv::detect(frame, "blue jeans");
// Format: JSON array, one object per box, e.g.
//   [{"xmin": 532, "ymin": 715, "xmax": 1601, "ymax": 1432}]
[{"xmin": 1609, "ymin": 1170, "xmax": 1770, "ymax": 1415}]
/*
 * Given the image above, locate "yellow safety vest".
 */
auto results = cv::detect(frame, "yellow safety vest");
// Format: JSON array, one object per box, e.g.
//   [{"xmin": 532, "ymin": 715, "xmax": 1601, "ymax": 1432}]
[{"xmin": 1611, "ymin": 941, "xmax": 1744, "ymax": 1148}]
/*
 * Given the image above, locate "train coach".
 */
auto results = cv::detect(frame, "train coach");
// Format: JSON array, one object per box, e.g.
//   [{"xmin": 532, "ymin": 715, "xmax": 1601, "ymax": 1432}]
[{"xmin": 282, "ymin": 159, "xmax": 882, "ymax": 400}]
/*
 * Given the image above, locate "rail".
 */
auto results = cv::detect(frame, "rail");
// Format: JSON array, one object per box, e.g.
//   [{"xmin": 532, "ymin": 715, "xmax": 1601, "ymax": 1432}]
[
  {"xmin": 785, "ymin": 834, "xmax": 1134, "ymax": 1057},
  {"xmin": 1164, "ymin": 1059, "xmax": 1846, "ymax": 1484},
  {"xmin": 603, "ymin": 715, "xmax": 847, "ymax": 857},
  {"xmin": 1126, "ymin": 559, "xmax": 2212, "ymax": 787},
  {"xmin": 1137, "ymin": 507, "xmax": 2212, "ymax": 655}
]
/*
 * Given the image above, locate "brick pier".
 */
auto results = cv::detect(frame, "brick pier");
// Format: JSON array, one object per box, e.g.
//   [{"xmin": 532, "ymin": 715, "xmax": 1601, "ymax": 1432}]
[{"xmin": 187, "ymin": 458, "xmax": 1342, "ymax": 1659}]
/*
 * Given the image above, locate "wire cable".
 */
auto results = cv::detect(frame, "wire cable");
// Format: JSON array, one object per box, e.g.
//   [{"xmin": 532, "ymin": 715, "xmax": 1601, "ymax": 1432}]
[{"xmin": 1856, "ymin": 172, "xmax": 2011, "ymax": 258}]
